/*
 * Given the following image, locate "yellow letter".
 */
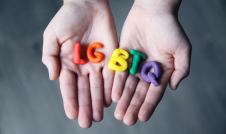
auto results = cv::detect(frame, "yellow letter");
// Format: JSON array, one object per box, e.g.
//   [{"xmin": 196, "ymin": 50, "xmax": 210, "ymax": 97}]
[{"xmin": 108, "ymin": 48, "xmax": 129, "ymax": 72}]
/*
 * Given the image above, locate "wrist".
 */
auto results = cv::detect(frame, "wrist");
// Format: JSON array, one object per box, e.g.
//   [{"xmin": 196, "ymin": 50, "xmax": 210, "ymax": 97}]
[
  {"xmin": 64, "ymin": 0, "xmax": 107, "ymax": 4},
  {"xmin": 134, "ymin": 0, "xmax": 181, "ymax": 14},
  {"xmin": 63, "ymin": 0, "xmax": 109, "ymax": 10}
]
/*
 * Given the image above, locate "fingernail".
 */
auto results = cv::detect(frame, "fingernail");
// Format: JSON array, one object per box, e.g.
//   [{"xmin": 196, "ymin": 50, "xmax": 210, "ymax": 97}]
[
  {"xmin": 48, "ymin": 71, "xmax": 53, "ymax": 80},
  {"xmin": 112, "ymin": 94, "xmax": 120, "ymax": 102},
  {"xmin": 114, "ymin": 111, "xmax": 123, "ymax": 120},
  {"xmin": 123, "ymin": 117, "xmax": 133, "ymax": 126}
]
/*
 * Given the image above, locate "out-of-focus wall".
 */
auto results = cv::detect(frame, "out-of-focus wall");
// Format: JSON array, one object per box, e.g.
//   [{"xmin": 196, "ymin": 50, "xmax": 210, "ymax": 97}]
[{"xmin": 0, "ymin": 0, "xmax": 225, "ymax": 134}]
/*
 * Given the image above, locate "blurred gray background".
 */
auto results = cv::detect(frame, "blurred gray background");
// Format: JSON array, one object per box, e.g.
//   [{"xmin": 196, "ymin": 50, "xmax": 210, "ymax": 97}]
[{"xmin": 0, "ymin": 0, "xmax": 226, "ymax": 134}]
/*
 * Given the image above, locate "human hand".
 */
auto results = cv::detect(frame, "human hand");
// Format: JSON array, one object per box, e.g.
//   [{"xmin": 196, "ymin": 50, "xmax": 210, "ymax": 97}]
[
  {"xmin": 42, "ymin": 0, "xmax": 117, "ymax": 128},
  {"xmin": 112, "ymin": 0, "xmax": 191, "ymax": 125}
]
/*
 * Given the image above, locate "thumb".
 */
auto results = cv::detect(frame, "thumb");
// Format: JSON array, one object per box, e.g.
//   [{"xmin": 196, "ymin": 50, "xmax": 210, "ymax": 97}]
[
  {"xmin": 42, "ymin": 29, "xmax": 61, "ymax": 80},
  {"xmin": 170, "ymin": 42, "xmax": 191, "ymax": 90}
]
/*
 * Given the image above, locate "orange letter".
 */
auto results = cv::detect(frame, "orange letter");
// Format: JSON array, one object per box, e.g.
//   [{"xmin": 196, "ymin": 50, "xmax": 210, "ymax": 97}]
[
  {"xmin": 87, "ymin": 42, "xmax": 105, "ymax": 63},
  {"xmin": 73, "ymin": 42, "xmax": 87, "ymax": 64}
]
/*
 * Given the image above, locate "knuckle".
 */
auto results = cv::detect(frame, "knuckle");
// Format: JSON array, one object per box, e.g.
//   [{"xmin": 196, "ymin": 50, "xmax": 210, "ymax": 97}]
[
  {"xmin": 129, "ymin": 103, "xmax": 139, "ymax": 110},
  {"xmin": 125, "ymin": 86, "xmax": 135, "ymax": 93},
  {"xmin": 116, "ymin": 73, "xmax": 127, "ymax": 81},
  {"xmin": 92, "ymin": 85, "xmax": 103, "ymax": 90},
  {"xmin": 134, "ymin": 90, "xmax": 146, "ymax": 100},
  {"xmin": 92, "ymin": 99, "xmax": 103, "ymax": 108},
  {"xmin": 144, "ymin": 100, "xmax": 156, "ymax": 109}
]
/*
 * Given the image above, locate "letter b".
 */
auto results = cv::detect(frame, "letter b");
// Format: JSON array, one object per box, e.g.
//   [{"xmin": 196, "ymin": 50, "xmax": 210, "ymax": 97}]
[{"xmin": 108, "ymin": 48, "xmax": 129, "ymax": 72}]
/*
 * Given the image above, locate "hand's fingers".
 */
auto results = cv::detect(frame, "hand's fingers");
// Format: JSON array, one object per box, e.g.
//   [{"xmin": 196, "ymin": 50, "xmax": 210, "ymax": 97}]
[
  {"xmin": 112, "ymin": 72, "xmax": 128, "ymax": 102},
  {"xmin": 114, "ymin": 75, "xmax": 138, "ymax": 120},
  {"xmin": 123, "ymin": 80, "xmax": 149, "ymax": 126},
  {"xmin": 112, "ymin": 26, "xmax": 133, "ymax": 102},
  {"xmin": 138, "ymin": 72, "xmax": 171, "ymax": 122},
  {"xmin": 59, "ymin": 69, "xmax": 78, "ymax": 119},
  {"xmin": 101, "ymin": 27, "xmax": 118, "ymax": 106},
  {"xmin": 42, "ymin": 29, "xmax": 60, "ymax": 80},
  {"xmin": 77, "ymin": 75, "xmax": 92, "ymax": 128},
  {"xmin": 102, "ymin": 66, "xmax": 114, "ymax": 107},
  {"xmin": 89, "ymin": 72, "xmax": 104, "ymax": 122},
  {"xmin": 170, "ymin": 42, "xmax": 191, "ymax": 90}
]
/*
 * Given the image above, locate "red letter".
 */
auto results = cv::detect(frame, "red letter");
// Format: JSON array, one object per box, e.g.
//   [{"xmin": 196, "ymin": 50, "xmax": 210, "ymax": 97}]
[{"xmin": 73, "ymin": 42, "xmax": 87, "ymax": 64}]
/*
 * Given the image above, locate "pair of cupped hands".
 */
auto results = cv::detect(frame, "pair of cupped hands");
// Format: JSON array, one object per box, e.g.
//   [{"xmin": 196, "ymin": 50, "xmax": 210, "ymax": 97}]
[{"xmin": 42, "ymin": 0, "xmax": 191, "ymax": 128}]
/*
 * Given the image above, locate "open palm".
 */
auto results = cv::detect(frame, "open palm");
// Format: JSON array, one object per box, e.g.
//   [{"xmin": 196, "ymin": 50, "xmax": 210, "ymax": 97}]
[
  {"xmin": 42, "ymin": 0, "xmax": 118, "ymax": 128},
  {"xmin": 112, "ymin": 3, "xmax": 191, "ymax": 125}
]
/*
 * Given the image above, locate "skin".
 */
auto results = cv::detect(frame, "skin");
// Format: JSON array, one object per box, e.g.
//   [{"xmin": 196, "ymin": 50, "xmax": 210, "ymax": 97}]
[
  {"xmin": 112, "ymin": 0, "xmax": 191, "ymax": 126},
  {"xmin": 42, "ymin": 0, "xmax": 191, "ymax": 128},
  {"xmin": 42, "ymin": 0, "xmax": 118, "ymax": 128}
]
